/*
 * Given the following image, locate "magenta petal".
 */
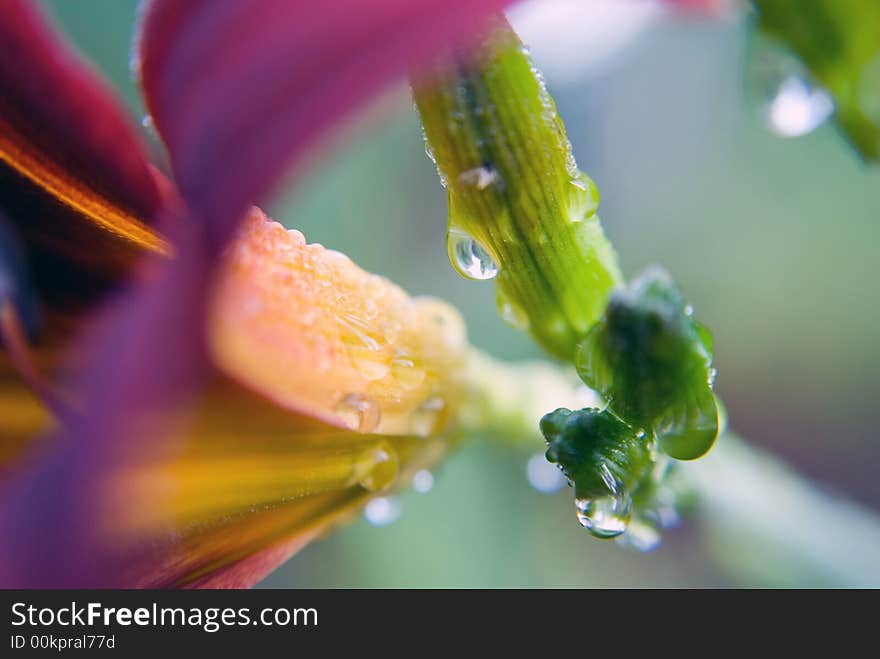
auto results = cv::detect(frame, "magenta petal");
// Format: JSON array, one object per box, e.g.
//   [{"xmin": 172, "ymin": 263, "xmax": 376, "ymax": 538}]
[
  {"xmin": 0, "ymin": 0, "xmax": 161, "ymax": 222},
  {"xmin": 0, "ymin": 219, "xmax": 210, "ymax": 588},
  {"xmin": 138, "ymin": 0, "xmax": 510, "ymax": 251}
]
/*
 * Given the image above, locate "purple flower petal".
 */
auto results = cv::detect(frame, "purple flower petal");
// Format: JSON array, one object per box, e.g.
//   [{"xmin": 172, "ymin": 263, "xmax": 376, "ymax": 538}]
[
  {"xmin": 138, "ymin": 0, "xmax": 511, "ymax": 252},
  {"xmin": 0, "ymin": 0, "xmax": 512, "ymax": 588},
  {"xmin": 0, "ymin": 0, "xmax": 167, "ymax": 311}
]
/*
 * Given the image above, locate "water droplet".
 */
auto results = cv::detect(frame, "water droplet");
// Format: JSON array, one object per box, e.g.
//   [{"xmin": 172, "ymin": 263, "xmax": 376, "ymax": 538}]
[
  {"xmin": 568, "ymin": 172, "xmax": 600, "ymax": 220},
  {"xmin": 457, "ymin": 165, "xmax": 502, "ymax": 191},
  {"xmin": 765, "ymin": 74, "xmax": 833, "ymax": 138},
  {"xmin": 357, "ymin": 442, "xmax": 399, "ymax": 492},
  {"xmin": 412, "ymin": 469, "xmax": 434, "ymax": 494},
  {"xmin": 447, "ymin": 227, "xmax": 498, "ymax": 280},
  {"xmin": 411, "ymin": 396, "xmax": 446, "ymax": 437},
  {"xmin": 526, "ymin": 453, "xmax": 566, "ymax": 494},
  {"xmin": 337, "ymin": 313, "xmax": 389, "ymax": 381},
  {"xmin": 141, "ymin": 114, "xmax": 154, "ymax": 129},
  {"xmin": 391, "ymin": 354, "xmax": 426, "ymax": 390},
  {"xmin": 335, "ymin": 393, "xmax": 381, "ymax": 432},
  {"xmin": 363, "ymin": 496, "xmax": 401, "ymax": 527},
  {"xmin": 575, "ymin": 494, "xmax": 631, "ymax": 538},
  {"xmin": 421, "ymin": 127, "xmax": 447, "ymax": 188}
]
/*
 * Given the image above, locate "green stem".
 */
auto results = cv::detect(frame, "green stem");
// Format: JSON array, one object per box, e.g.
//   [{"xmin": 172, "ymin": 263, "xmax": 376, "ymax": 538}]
[{"xmin": 413, "ymin": 18, "xmax": 623, "ymax": 361}]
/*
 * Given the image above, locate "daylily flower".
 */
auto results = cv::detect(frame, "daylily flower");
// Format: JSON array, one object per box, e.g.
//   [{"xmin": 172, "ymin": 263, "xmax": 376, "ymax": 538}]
[
  {"xmin": 0, "ymin": 0, "xmax": 723, "ymax": 589},
  {"xmin": 0, "ymin": 0, "xmax": 511, "ymax": 588}
]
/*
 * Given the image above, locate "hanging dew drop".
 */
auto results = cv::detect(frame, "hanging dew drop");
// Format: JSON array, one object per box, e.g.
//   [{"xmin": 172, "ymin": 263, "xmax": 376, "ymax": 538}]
[
  {"xmin": 754, "ymin": 45, "xmax": 833, "ymax": 139},
  {"xmin": 765, "ymin": 74, "xmax": 833, "ymax": 137},
  {"xmin": 447, "ymin": 227, "xmax": 498, "ymax": 280},
  {"xmin": 335, "ymin": 393, "xmax": 381, "ymax": 432},
  {"xmin": 575, "ymin": 494, "xmax": 631, "ymax": 538},
  {"xmin": 141, "ymin": 114, "xmax": 154, "ymax": 129},
  {"xmin": 363, "ymin": 496, "xmax": 401, "ymax": 527},
  {"xmin": 526, "ymin": 453, "xmax": 566, "ymax": 494}
]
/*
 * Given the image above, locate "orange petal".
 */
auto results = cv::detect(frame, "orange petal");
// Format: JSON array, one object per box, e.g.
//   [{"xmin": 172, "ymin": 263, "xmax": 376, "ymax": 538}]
[{"xmin": 209, "ymin": 208, "xmax": 470, "ymax": 437}]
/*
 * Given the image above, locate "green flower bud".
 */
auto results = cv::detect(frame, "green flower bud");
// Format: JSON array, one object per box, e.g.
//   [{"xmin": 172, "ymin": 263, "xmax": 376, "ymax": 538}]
[
  {"xmin": 540, "ymin": 407, "xmax": 650, "ymax": 502},
  {"xmin": 575, "ymin": 267, "xmax": 719, "ymax": 460}
]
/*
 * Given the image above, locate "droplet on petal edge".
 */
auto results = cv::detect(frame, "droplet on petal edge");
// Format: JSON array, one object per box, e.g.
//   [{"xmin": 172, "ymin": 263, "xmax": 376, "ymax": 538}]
[
  {"xmin": 575, "ymin": 494, "xmax": 631, "ymax": 539},
  {"xmin": 526, "ymin": 453, "xmax": 566, "ymax": 494},
  {"xmin": 335, "ymin": 393, "xmax": 381, "ymax": 433},
  {"xmin": 364, "ymin": 496, "xmax": 402, "ymax": 527},
  {"xmin": 447, "ymin": 227, "xmax": 499, "ymax": 281},
  {"xmin": 390, "ymin": 354, "xmax": 426, "ymax": 390},
  {"xmin": 356, "ymin": 442, "xmax": 400, "ymax": 493}
]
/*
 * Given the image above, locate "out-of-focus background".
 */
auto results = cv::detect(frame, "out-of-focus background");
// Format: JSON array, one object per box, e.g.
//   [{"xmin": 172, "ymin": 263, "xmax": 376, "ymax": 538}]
[{"xmin": 46, "ymin": 0, "xmax": 879, "ymax": 586}]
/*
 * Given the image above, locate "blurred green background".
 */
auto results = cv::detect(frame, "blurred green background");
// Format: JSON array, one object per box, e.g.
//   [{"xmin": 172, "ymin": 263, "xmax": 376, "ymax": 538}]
[{"xmin": 46, "ymin": 0, "xmax": 879, "ymax": 587}]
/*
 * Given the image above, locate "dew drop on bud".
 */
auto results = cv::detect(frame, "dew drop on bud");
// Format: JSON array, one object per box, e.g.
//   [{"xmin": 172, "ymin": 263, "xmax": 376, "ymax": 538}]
[
  {"xmin": 447, "ymin": 227, "xmax": 498, "ymax": 281},
  {"xmin": 363, "ymin": 496, "xmax": 402, "ymax": 527},
  {"xmin": 575, "ymin": 494, "xmax": 631, "ymax": 538},
  {"xmin": 335, "ymin": 393, "xmax": 381, "ymax": 432}
]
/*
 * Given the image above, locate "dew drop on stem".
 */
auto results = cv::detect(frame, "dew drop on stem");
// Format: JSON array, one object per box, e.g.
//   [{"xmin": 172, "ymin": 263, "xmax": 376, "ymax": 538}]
[{"xmin": 447, "ymin": 227, "xmax": 498, "ymax": 281}]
